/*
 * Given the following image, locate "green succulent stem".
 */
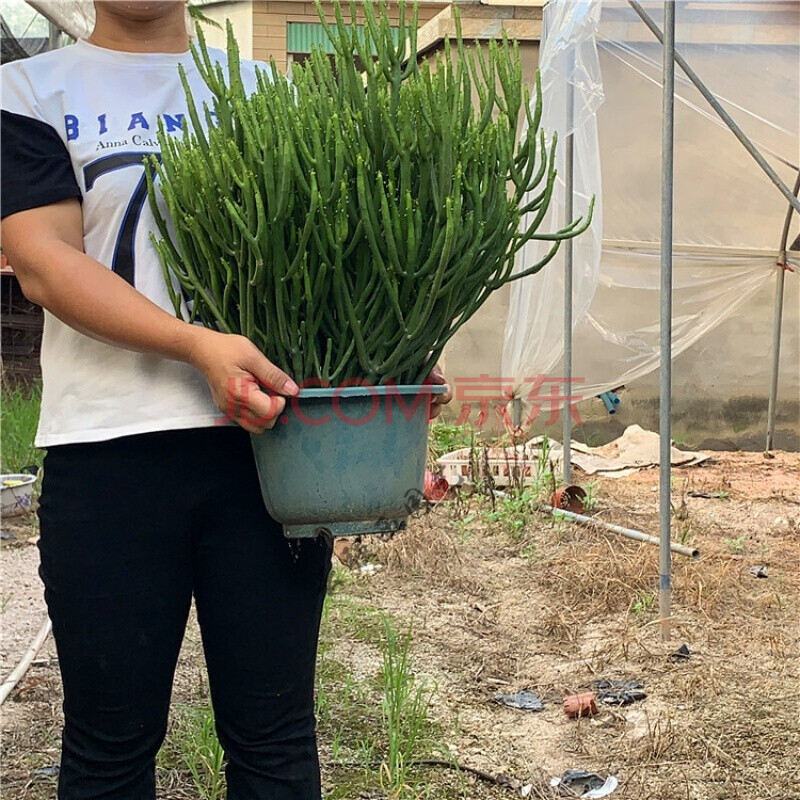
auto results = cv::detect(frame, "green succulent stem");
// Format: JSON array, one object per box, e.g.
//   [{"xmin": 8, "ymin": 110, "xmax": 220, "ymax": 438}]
[{"xmin": 147, "ymin": 0, "xmax": 593, "ymax": 385}]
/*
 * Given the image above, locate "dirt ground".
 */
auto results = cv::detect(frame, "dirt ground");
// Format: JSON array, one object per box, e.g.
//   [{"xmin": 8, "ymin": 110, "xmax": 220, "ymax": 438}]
[{"xmin": 1, "ymin": 451, "xmax": 799, "ymax": 799}]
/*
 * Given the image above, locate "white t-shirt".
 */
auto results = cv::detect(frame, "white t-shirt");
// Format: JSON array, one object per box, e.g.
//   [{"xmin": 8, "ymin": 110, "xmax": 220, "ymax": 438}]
[{"xmin": 1, "ymin": 40, "xmax": 265, "ymax": 446}]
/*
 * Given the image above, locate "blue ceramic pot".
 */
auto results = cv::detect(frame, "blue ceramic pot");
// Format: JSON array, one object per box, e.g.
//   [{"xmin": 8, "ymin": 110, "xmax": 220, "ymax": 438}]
[{"xmin": 250, "ymin": 384, "xmax": 446, "ymax": 538}]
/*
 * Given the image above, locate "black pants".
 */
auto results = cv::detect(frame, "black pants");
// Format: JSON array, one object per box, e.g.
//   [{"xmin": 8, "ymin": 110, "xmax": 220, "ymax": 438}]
[{"xmin": 37, "ymin": 426, "xmax": 332, "ymax": 800}]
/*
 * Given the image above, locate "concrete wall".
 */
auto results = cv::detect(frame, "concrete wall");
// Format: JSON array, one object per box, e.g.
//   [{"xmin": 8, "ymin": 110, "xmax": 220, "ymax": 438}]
[
  {"xmin": 250, "ymin": 0, "xmax": 447, "ymax": 73},
  {"xmin": 558, "ymin": 269, "xmax": 799, "ymax": 452},
  {"xmin": 623, "ymin": 272, "xmax": 800, "ymax": 451},
  {"xmin": 199, "ymin": 1, "xmax": 254, "ymax": 59}
]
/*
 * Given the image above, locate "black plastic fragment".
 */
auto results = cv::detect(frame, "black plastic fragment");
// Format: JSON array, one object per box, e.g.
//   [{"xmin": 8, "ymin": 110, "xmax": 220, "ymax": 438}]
[
  {"xmin": 597, "ymin": 689, "xmax": 648, "ymax": 706},
  {"xmin": 493, "ymin": 689, "xmax": 544, "ymax": 711},
  {"xmin": 668, "ymin": 643, "xmax": 691, "ymax": 662},
  {"xmin": 33, "ymin": 765, "xmax": 60, "ymax": 779}
]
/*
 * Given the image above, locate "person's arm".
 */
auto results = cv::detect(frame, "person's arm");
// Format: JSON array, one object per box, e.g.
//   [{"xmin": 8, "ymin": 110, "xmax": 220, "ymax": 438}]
[{"xmin": 1, "ymin": 198, "xmax": 297, "ymax": 433}]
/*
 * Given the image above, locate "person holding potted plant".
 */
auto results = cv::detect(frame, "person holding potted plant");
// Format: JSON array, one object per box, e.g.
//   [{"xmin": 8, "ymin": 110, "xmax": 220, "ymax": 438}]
[
  {"xmin": 146, "ymin": 2, "xmax": 590, "ymax": 540},
  {"xmin": 0, "ymin": 2, "xmax": 451, "ymax": 799}
]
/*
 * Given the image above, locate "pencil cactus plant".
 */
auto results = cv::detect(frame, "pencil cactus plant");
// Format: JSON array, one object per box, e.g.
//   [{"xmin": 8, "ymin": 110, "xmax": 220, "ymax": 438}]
[{"xmin": 148, "ymin": 0, "xmax": 591, "ymax": 386}]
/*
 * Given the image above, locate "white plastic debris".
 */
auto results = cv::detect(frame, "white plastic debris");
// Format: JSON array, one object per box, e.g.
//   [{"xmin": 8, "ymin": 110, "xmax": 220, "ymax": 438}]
[
  {"xmin": 549, "ymin": 771, "xmax": 619, "ymax": 798},
  {"xmin": 354, "ymin": 563, "xmax": 382, "ymax": 576}
]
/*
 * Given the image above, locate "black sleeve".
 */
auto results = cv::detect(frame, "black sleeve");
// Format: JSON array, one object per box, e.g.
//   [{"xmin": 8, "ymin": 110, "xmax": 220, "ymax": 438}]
[{"xmin": 1, "ymin": 109, "xmax": 82, "ymax": 219}]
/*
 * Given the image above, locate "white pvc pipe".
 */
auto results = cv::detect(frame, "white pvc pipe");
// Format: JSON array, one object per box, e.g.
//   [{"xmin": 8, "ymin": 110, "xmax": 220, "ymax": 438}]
[
  {"xmin": 491, "ymin": 490, "xmax": 700, "ymax": 559},
  {"xmin": 540, "ymin": 504, "xmax": 700, "ymax": 559},
  {"xmin": 0, "ymin": 617, "xmax": 52, "ymax": 706}
]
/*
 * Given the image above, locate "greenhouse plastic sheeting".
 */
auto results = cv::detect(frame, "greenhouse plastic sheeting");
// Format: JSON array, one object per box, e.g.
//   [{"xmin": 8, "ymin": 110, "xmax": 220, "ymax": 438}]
[
  {"xmin": 502, "ymin": 0, "xmax": 799, "ymax": 408},
  {"xmin": 503, "ymin": 0, "xmax": 604, "ymax": 401},
  {"xmin": 25, "ymin": 0, "xmax": 94, "ymax": 40},
  {"xmin": 24, "ymin": 1, "xmax": 193, "ymax": 40}
]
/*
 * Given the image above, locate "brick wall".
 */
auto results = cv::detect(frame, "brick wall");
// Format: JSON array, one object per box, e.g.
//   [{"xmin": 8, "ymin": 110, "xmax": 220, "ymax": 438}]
[{"xmin": 252, "ymin": 1, "xmax": 448, "ymax": 73}]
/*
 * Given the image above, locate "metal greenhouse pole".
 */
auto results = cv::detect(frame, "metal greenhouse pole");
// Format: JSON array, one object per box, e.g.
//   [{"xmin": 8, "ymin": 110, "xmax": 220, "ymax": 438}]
[
  {"xmin": 766, "ymin": 172, "xmax": 800, "ymax": 452},
  {"xmin": 563, "ymin": 54, "xmax": 575, "ymax": 484},
  {"xmin": 626, "ymin": 0, "xmax": 800, "ymax": 639},
  {"xmin": 657, "ymin": 0, "xmax": 676, "ymax": 642}
]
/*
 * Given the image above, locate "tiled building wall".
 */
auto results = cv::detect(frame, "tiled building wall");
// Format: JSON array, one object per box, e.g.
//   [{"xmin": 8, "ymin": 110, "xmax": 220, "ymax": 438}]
[{"xmin": 252, "ymin": 1, "xmax": 447, "ymax": 72}]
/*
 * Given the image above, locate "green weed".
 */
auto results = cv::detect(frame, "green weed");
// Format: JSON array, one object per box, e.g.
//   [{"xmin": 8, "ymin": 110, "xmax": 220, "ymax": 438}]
[
  {"xmin": 484, "ymin": 489, "xmax": 536, "ymax": 536},
  {"xmin": 159, "ymin": 704, "xmax": 225, "ymax": 800},
  {"xmin": 520, "ymin": 542, "xmax": 538, "ymax": 563},
  {"xmin": 582, "ymin": 481, "xmax": 600, "ymax": 511},
  {"xmin": 379, "ymin": 617, "xmax": 436, "ymax": 797},
  {"xmin": 723, "ymin": 535, "xmax": 747, "ymax": 555},
  {"xmin": 1, "ymin": 381, "xmax": 42, "ymax": 473},
  {"xmin": 630, "ymin": 591, "xmax": 656, "ymax": 622},
  {"xmin": 451, "ymin": 512, "xmax": 477, "ymax": 543},
  {"xmin": 535, "ymin": 436, "xmax": 556, "ymax": 495},
  {"xmin": 427, "ymin": 422, "xmax": 475, "ymax": 464}
]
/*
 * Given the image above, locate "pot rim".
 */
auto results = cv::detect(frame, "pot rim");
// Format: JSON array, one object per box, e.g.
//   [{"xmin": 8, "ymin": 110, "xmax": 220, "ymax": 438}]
[
  {"xmin": 295, "ymin": 384, "xmax": 448, "ymax": 399},
  {"xmin": 1, "ymin": 473, "xmax": 37, "ymax": 489}
]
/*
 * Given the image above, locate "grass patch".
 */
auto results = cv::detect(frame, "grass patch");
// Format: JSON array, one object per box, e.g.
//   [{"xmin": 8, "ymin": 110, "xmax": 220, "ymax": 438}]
[
  {"xmin": 157, "ymin": 576, "xmax": 454, "ymax": 800},
  {"xmin": 327, "ymin": 594, "xmax": 386, "ymax": 644},
  {"xmin": 319, "ymin": 587, "xmax": 454, "ymax": 799},
  {"xmin": 158, "ymin": 703, "xmax": 225, "ymax": 800},
  {"xmin": 1, "ymin": 380, "xmax": 42, "ymax": 473},
  {"xmin": 428, "ymin": 421, "xmax": 476, "ymax": 465},
  {"xmin": 379, "ymin": 617, "xmax": 438, "ymax": 796}
]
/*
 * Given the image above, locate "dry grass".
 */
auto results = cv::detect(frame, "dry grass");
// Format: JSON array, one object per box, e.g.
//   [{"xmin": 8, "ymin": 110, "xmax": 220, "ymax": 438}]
[
  {"xmin": 384, "ymin": 515, "xmax": 463, "ymax": 577},
  {"xmin": 2, "ymin": 453, "xmax": 798, "ymax": 800},
  {"xmin": 350, "ymin": 461, "xmax": 800, "ymax": 800},
  {"xmin": 535, "ymin": 530, "xmax": 758, "ymax": 622}
]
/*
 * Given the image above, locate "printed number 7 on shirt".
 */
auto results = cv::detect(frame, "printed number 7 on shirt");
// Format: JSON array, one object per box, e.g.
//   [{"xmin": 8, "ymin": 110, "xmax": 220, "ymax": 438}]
[{"xmin": 83, "ymin": 151, "xmax": 161, "ymax": 286}]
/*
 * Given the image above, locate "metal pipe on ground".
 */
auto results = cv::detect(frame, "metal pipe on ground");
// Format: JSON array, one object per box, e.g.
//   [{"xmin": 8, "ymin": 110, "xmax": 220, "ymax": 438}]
[
  {"xmin": 490, "ymin": 491, "xmax": 698, "ymax": 560},
  {"xmin": 540, "ymin": 505, "xmax": 700, "ymax": 559}
]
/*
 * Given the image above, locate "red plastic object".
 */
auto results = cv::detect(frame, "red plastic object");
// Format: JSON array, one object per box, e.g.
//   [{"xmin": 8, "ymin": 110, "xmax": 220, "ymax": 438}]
[
  {"xmin": 424, "ymin": 471, "xmax": 450, "ymax": 502},
  {"xmin": 551, "ymin": 485, "xmax": 587, "ymax": 514},
  {"xmin": 563, "ymin": 692, "xmax": 598, "ymax": 719}
]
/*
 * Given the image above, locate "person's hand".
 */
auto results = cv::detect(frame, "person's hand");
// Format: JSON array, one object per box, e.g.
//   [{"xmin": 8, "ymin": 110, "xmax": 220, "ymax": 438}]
[
  {"xmin": 426, "ymin": 363, "xmax": 453, "ymax": 420},
  {"xmin": 186, "ymin": 328, "xmax": 298, "ymax": 433}
]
